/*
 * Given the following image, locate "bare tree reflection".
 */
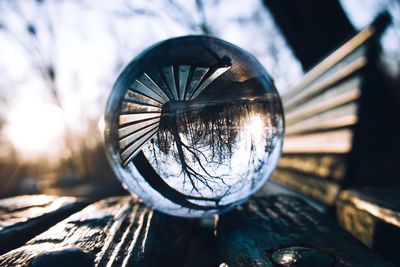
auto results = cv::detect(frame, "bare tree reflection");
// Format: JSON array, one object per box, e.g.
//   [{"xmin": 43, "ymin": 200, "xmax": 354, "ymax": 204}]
[{"xmin": 152, "ymin": 77, "xmax": 281, "ymax": 199}]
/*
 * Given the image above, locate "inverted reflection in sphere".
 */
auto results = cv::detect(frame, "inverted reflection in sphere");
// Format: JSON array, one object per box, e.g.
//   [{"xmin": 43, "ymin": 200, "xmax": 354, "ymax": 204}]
[{"xmin": 105, "ymin": 36, "xmax": 284, "ymax": 217}]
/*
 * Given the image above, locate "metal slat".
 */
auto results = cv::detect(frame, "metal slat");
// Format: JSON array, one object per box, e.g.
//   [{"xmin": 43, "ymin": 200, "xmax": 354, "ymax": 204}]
[
  {"xmin": 120, "ymin": 128, "xmax": 158, "ymax": 165},
  {"xmin": 119, "ymin": 124, "xmax": 158, "ymax": 150},
  {"xmin": 190, "ymin": 66, "xmax": 230, "ymax": 99},
  {"xmin": 119, "ymin": 113, "xmax": 161, "ymax": 126},
  {"xmin": 124, "ymin": 91, "xmax": 163, "ymax": 108},
  {"xmin": 147, "ymin": 70, "xmax": 175, "ymax": 100},
  {"xmin": 121, "ymin": 102, "xmax": 161, "ymax": 113},
  {"xmin": 137, "ymin": 73, "xmax": 170, "ymax": 102},
  {"xmin": 162, "ymin": 66, "xmax": 178, "ymax": 100},
  {"xmin": 130, "ymin": 80, "xmax": 166, "ymax": 104},
  {"xmin": 118, "ymin": 117, "xmax": 161, "ymax": 138},
  {"xmin": 185, "ymin": 67, "xmax": 209, "ymax": 100},
  {"xmin": 178, "ymin": 66, "xmax": 190, "ymax": 100}
]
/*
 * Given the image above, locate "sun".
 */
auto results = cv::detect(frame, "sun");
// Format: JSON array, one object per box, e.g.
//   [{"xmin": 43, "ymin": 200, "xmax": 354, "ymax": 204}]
[{"xmin": 4, "ymin": 100, "xmax": 66, "ymax": 159}]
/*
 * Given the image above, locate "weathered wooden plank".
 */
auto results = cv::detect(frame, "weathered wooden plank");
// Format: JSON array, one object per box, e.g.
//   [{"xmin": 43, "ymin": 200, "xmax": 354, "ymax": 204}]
[
  {"xmin": 282, "ymin": 129, "xmax": 353, "ymax": 154},
  {"xmin": 285, "ymin": 102, "xmax": 358, "ymax": 135},
  {"xmin": 217, "ymin": 195, "xmax": 395, "ymax": 267},
  {"xmin": 281, "ymin": 11, "xmax": 390, "ymax": 105},
  {"xmin": 259, "ymin": 180, "xmax": 331, "ymax": 215},
  {"xmin": 0, "ymin": 195, "xmax": 87, "ymax": 255},
  {"xmin": 0, "ymin": 196, "xmax": 192, "ymax": 267},
  {"xmin": 182, "ymin": 218, "xmax": 218, "ymax": 267},
  {"xmin": 278, "ymin": 154, "xmax": 347, "ymax": 181},
  {"xmin": 285, "ymin": 75, "xmax": 361, "ymax": 125},
  {"xmin": 284, "ymin": 55, "xmax": 365, "ymax": 111},
  {"xmin": 272, "ymin": 169, "xmax": 341, "ymax": 206},
  {"xmin": 337, "ymin": 188, "xmax": 400, "ymax": 265}
]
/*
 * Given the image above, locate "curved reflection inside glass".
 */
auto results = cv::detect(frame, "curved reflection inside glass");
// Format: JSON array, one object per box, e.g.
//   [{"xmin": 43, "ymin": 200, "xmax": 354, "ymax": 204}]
[{"xmin": 105, "ymin": 36, "xmax": 284, "ymax": 217}]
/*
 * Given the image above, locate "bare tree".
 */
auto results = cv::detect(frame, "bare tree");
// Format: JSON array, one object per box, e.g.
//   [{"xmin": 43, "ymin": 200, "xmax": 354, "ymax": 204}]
[
  {"xmin": 0, "ymin": 0, "xmax": 61, "ymax": 107},
  {"xmin": 0, "ymin": 0, "xmax": 101, "ymax": 179}
]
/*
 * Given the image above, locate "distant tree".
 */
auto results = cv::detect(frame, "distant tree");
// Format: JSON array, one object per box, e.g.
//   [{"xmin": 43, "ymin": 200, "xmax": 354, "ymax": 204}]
[{"xmin": 0, "ymin": 0, "xmax": 99, "ymax": 179}]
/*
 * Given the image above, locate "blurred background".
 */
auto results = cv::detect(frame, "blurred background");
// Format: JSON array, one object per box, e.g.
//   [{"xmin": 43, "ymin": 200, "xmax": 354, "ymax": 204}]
[{"xmin": 0, "ymin": 0, "xmax": 399, "ymax": 199}]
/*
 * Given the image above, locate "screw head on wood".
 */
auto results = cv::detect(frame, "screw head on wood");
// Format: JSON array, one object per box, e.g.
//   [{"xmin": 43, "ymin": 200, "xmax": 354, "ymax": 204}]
[{"xmin": 271, "ymin": 246, "xmax": 335, "ymax": 267}]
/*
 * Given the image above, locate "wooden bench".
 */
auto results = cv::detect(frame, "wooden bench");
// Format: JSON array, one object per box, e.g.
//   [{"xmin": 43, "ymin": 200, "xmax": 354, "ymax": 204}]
[
  {"xmin": 0, "ymin": 194, "xmax": 395, "ymax": 267},
  {"xmin": 265, "ymin": 11, "xmax": 400, "ymax": 266},
  {"xmin": 271, "ymin": 12, "xmax": 398, "ymax": 209}
]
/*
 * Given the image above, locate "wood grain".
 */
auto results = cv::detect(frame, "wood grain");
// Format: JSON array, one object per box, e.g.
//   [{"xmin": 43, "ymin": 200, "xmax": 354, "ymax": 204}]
[
  {"xmin": 0, "ymin": 196, "xmax": 192, "ymax": 267},
  {"xmin": 0, "ymin": 195, "xmax": 87, "ymax": 255},
  {"xmin": 283, "ymin": 129, "xmax": 353, "ymax": 154},
  {"xmin": 217, "ymin": 195, "xmax": 394, "ymax": 267},
  {"xmin": 337, "ymin": 188, "xmax": 400, "ymax": 265},
  {"xmin": 278, "ymin": 154, "xmax": 347, "ymax": 181},
  {"xmin": 272, "ymin": 169, "xmax": 341, "ymax": 206}
]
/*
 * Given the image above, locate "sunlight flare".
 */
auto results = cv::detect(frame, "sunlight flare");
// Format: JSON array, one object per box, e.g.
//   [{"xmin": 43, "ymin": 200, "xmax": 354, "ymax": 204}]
[
  {"xmin": 5, "ymin": 101, "xmax": 66, "ymax": 158},
  {"xmin": 247, "ymin": 114, "xmax": 264, "ymax": 140}
]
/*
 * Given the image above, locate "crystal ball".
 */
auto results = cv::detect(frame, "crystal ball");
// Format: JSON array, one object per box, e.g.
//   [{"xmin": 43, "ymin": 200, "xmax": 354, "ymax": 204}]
[{"xmin": 104, "ymin": 36, "xmax": 284, "ymax": 217}]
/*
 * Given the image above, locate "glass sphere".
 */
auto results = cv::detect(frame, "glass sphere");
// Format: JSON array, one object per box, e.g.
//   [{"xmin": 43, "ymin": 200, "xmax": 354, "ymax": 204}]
[{"xmin": 104, "ymin": 36, "xmax": 284, "ymax": 217}]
